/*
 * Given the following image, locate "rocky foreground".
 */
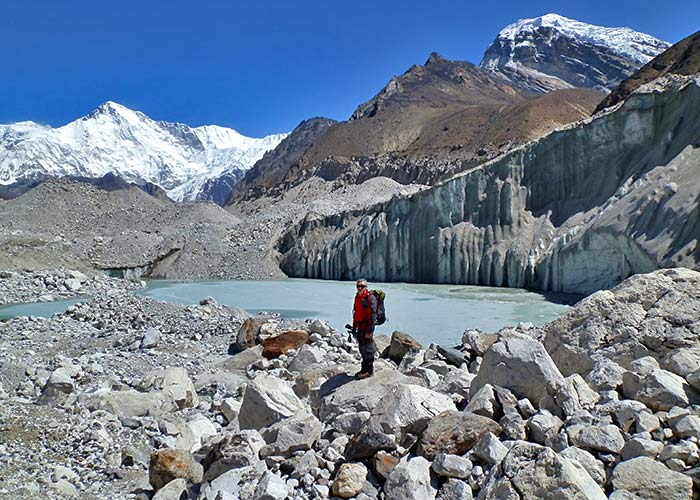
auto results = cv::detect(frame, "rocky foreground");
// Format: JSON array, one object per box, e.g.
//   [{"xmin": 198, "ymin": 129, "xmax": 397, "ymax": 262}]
[{"xmin": 1, "ymin": 268, "xmax": 700, "ymax": 499}]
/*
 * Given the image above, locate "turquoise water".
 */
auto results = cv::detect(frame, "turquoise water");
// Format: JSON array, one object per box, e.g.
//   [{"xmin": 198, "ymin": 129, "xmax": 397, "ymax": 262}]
[
  {"xmin": 0, "ymin": 297, "xmax": 84, "ymax": 321},
  {"xmin": 0, "ymin": 279, "xmax": 578, "ymax": 346},
  {"xmin": 140, "ymin": 279, "xmax": 578, "ymax": 347}
]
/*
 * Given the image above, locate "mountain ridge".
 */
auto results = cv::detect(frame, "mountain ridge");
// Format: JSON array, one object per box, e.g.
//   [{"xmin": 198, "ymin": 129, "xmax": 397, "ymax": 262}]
[{"xmin": 0, "ymin": 101, "xmax": 287, "ymax": 202}]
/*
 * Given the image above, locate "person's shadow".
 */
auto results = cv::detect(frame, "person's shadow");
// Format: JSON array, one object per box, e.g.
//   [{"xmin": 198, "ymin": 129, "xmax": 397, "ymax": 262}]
[{"xmin": 318, "ymin": 372, "xmax": 356, "ymax": 400}]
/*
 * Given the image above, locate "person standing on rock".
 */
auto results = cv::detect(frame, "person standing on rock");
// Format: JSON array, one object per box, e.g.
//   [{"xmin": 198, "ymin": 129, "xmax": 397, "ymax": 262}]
[{"xmin": 352, "ymin": 278, "xmax": 377, "ymax": 379}]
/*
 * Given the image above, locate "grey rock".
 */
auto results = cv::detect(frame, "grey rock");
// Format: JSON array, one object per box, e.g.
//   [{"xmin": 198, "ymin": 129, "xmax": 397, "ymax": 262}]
[
  {"xmin": 345, "ymin": 420, "xmax": 397, "ymax": 461},
  {"xmin": 140, "ymin": 327, "xmax": 161, "ymax": 349},
  {"xmin": 431, "ymin": 453, "xmax": 473, "ymax": 479},
  {"xmin": 331, "ymin": 411, "xmax": 371, "ymax": 435},
  {"xmin": 287, "ymin": 344, "xmax": 325, "ymax": 373},
  {"xmin": 202, "ymin": 430, "xmax": 266, "ymax": 481},
  {"xmin": 465, "ymin": 384, "xmax": 500, "ymax": 419},
  {"xmin": 585, "ymin": 358, "xmax": 626, "ymax": 391},
  {"xmin": 260, "ymin": 411, "xmax": 322, "ymax": 458},
  {"xmin": 663, "ymin": 348, "xmax": 700, "ymax": 378},
  {"xmin": 384, "ymin": 456, "xmax": 437, "ymax": 500},
  {"xmin": 635, "ymin": 411, "xmax": 661, "ymax": 433},
  {"xmin": 140, "ymin": 367, "xmax": 198, "ymax": 409},
  {"xmin": 621, "ymin": 437, "xmax": 663, "ymax": 461},
  {"xmin": 478, "ymin": 441, "xmax": 606, "ymax": 499},
  {"xmin": 437, "ymin": 478, "xmax": 473, "ymax": 500},
  {"xmin": 238, "ymin": 374, "xmax": 304, "ymax": 430},
  {"xmin": 87, "ymin": 389, "xmax": 177, "ymax": 418},
  {"xmin": 152, "ymin": 478, "xmax": 187, "ymax": 500},
  {"xmin": 629, "ymin": 369, "xmax": 696, "ymax": 411},
  {"xmin": 568, "ymin": 424, "xmax": 625, "ymax": 454},
  {"xmin": 470, "ymin": 333, "xmax": 565, "ymax": 407},
  {"xmin": 472, "ymin": 432, "xmax": 508, "ymax": 465},
  {"xmin": 672, "ymin": 415, "xmax": 700, "ymax": 439},
  {"xmin": 254, "ymin": 471, "xmax": 288, "ymax": 500},
  {"xmin": 559, "ymin": 447, "xmax": 606, "ymax": 486},
  {"xmin": 371, "ymin": 383, "xmax": 455, "ymax": 439},
  {"xmin": 527, "ymin": 412, "xmax": 563, "ymax": 444},
  {"xmin": 200, "ymin": 461, "xmax": 267, "ymax": 500},
  {"xmin": 612, "ymin": 456, "xmax": 693, "ymax": 500},
  {"xmin": 461, "ymin": 329, "xmax": 498, "ymax": 357}
]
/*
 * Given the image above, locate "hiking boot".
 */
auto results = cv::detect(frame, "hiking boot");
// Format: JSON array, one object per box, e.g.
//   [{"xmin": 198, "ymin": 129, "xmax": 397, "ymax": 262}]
[{"xmin": 355, "ymin": 371, "xmax": 371, "ymax": 379}]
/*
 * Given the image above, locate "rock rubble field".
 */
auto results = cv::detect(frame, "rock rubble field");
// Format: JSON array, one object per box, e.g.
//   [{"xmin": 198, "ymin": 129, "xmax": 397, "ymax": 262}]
[{"xmin": 1, "ymin": 267, "xmax": 700, "ymax": 499}]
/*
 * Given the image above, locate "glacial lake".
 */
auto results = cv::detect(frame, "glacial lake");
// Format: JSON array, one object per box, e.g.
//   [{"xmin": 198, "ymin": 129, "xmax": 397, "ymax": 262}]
[
  {"xmin": 0, "ymin": 279, "xmax": 579, "ymax": 347},
  {"xmin": 141, "ymin": 279, "xmax": 578, "ymax": 347}
]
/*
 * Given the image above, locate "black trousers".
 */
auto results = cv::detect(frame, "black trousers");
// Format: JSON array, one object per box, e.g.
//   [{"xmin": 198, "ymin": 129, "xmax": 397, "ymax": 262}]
[{"xmin": 357, "ymin": 330, "xmax": 375, "ymax": 373}]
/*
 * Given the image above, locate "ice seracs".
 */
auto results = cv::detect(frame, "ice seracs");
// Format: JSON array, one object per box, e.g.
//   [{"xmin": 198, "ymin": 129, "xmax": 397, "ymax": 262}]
[{"xmin": 0, "ymin": 101, "xmax": 287, "ymax": 202}]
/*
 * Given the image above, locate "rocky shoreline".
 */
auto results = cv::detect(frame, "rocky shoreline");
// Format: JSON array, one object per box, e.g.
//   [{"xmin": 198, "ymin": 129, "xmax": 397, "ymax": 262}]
[{"xmin": 1, "ymin": 268, "xmax": 699, "ymax": 499}]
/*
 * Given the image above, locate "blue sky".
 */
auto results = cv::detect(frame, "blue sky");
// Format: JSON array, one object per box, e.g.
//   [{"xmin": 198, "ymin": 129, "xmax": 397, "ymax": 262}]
[{"xmin": 0, "ymin": 0, "xmax": 696, "ymax": 136}]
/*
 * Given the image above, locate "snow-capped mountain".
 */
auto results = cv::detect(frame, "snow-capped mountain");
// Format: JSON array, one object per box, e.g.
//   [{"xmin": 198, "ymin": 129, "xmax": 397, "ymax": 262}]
[
  {"xmin": 480, "ymin": 13, "xmax": 671, "ymax": 93},
  {"xmin": 0, "ymin": 101, "xmax": 287, "ymax": 202}
]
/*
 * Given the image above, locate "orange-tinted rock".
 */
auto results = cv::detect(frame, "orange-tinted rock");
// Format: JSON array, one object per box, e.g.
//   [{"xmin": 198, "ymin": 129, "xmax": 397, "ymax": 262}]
[
  {"xmin": 149, "ymin": 448, "xmax": 203, "ymax": 490},
  {"xmin": 262, "ymin": 330, "xmax": 310, "ymax": 359}
]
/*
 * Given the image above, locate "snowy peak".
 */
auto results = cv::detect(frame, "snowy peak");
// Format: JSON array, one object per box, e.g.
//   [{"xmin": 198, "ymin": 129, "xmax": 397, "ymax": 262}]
[
  {"xmin": 497, "ymin": 13, "xmax": 670, "ymax": 65},
  {"xmin": 481, "ymin": 13, "xmax": 671, "ymax": 93},
  {"xmin": 0, "ymin": 102, "xmax": 288, "ymax": 203}
]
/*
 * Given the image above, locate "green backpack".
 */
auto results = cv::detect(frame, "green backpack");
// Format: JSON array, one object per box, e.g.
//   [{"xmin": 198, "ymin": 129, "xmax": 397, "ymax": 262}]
[{"xmin": 371, "ymin": 289, "xmax": 387, "ymax": 325}]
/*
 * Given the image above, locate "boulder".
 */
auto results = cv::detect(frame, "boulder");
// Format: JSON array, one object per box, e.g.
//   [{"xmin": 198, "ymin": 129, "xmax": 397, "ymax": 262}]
[
  {"xmin": 287, "ymin": 345, "xmax": 325, "ymax": 373},
  {"xmin": 527, "ymin": 412, "xmax": 563, "ymax": 445},
  {"xmin": 63, "ymin": 278, "xmax": 82, "ymax": 292},
  {"xmin": 437, "ymin": 478, "xmax": 473, "ymax": 500},
  {"xmin": 543, "ymin": 269, "xmax": 700, "ymax": 376},
  {"xmin": 672, "ymin": 415, "xmax": 700, "ymax": 438},
  {"xmin": 559, "ymin": 447, "xmax": 606, "ymax": 486},
  {"xmin": 140, "ymin": 367, "xmax": 198, "ymax": 409},
  {"xmin": 140, "ymin": 327, "xmax": 161, "ymax": 349},
  {"xmin": 253, "ymin": 471, "xmax": 288, "ymax": 500},
  {"xmin": 371, "ymin": 384, "xmax": 455, "ymax": 438},
  {"xmin": 387, "ymin": 331, "xmax": 423, "ymax": 364},
  {"xmin": 201, "ymin": 430, "xmax": 265, "ymax": 481},
  {"xmin": 436, "ymin": 345, "xmax": 469, "ymax": 367},
  {"xmin": 332, "ymin": 463, "xmax": 368, "ymax": 499},
  {"xmin": 470, "ymin": 333, "xmax": 565, "ymax": 406},
  {"xmin": 345, "ymin": 420, "xmax": 397, "ymax": 461},
  {"xmin": 199, "ymin": 461, "xmax": 266, "ymax": 500},
  {"xmin": 461, "ymin": 329, "xmax": 498, "ymax": 356},
  {"xmin": 220, "ymin": 345, "xmax": 263, "ymax": 371},
  {"xmin": 621, "ymin": 438, "xmax": 663, "ymax": 460},
  {"xmin": 384, "ymin": 456, "xmax": 437, "ymax": 500},
  {"xmin": 149, "ymin": 449, "xmax": 203, "ymax": 491},
  {"xmin": 417, "ymin": 410, "xmax": 501, "ymax": 460},
  {"xmin": 230, "ymin": 318, "xmax": 266, "ymax": 354},
  {"xmin": 431, "ymin": 453, "xmax": 472, "ymax": 479},
  {"xmin": 585, "ymin": 358, "xmax": 626, "ymax": 391},
  {"xmin": 465, "ymin": 384, "xmax": 500, "ymax": 419},
  {"xmin": 262, "ymin": 330, "xmax": 310, "ymax": 359},
  {"xmin": 567, "ymin": 424, "xmax": 625, "ymax": 454},
  {"xmin": 479, "ymin": 442, "xmax": 606, "ymax": 499},
  {"xmin": 152, "ymin": 478, "xmax": 187, "ymax": 500},
  {"xmin": 626, "ymin": 369, "xmax": 695, "ymax": 411},
  {"xmin": 472, "ymin": 432, "xmax": 508, "ymax": 465},
  {"xmin": 374, "ymin": 450, "xmax": 400, "ymax": 480},
  {"xmin": 318, "ymin": 368, "xmax": 420, "ymax": 421},
  {"xmin": 238, "ymin": 375, "xmax": 304, "ymax": 430},
  {"xmin": 186, "ymin": 415, "xmax": 217, "ymax": 451},
  {"xmin": 611, "ymin": 456, "xmax": 693, "ymax": 500},
  {"xmin": 260, "ymin": 411, "xmax": 322, "ymax": 458},
  {"xmin": 87, "ymin": 389, "xmax": 177, "ymax": 418}
]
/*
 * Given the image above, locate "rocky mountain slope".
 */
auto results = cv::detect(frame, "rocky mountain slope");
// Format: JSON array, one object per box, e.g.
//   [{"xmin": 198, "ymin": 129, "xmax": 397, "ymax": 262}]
[
  {"xmin": 227, "ymin": 54, "xmax": 602, "ymax": 206},
  {"xmin": 595, "ymin": 31, "xmax": 700, "ymax": 113},
  {"xmin": 2, "ymin": 267, "xmax": 700, "ymax": 499},
  {"xmin": 480, "ymin": 13, "xmax": 671, "ymax": 93},
  {"xmin": 277, "ymin": 74, "xmax": 700, "ymax": 295},
  {"xmin": 0, "ymin": 101, "xmax": 286, "ymax": 203}
]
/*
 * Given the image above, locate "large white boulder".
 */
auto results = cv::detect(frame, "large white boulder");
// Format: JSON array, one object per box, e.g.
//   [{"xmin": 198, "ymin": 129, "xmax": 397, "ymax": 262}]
[
  {"xmin": 470, "ymin": 333, "xmax": 565, "ymax": 407},
  {"xmin": 478, "ymin": 441, "xmax": 606, "ymax": 500},
  {"xmin": 140, "ymin": 367, "xmax": 199, "ymax": 409},
  {"xmin": 384, "ymin": 456, "xmax": 437, "ymax": 500},
  {"xmin": 238, "ymin": 375, "xmax": 304, "ymax": 430}
]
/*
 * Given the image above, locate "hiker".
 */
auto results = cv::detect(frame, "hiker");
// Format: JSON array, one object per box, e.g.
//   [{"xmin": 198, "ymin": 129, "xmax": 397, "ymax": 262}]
[{"xmin": 351, "ymin": 278, "xmax": 377, "ymax": 379}]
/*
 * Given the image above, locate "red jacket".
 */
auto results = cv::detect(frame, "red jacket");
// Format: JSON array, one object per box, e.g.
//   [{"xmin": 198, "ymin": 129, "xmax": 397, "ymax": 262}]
[{"xmin": 353, "ymin": 289, "xmax": 377, "ymax": 332}]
